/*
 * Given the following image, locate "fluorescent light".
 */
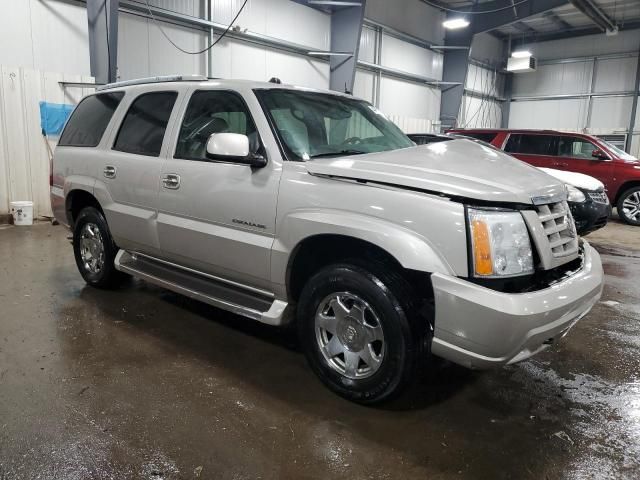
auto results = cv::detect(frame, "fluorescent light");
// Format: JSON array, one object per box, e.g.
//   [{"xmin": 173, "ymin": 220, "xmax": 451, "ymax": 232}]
[
  {"xmin": 511, "ymin": 50, "xmax": 532, "ymax": 58},
  {"xmin": 443, "ymin": 18, "xmax": 469, "ymax": 30}
]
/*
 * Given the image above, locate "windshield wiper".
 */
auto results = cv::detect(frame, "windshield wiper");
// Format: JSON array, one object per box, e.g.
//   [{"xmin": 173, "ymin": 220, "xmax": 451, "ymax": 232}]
[{"xmin": 309, "ymin": 150, "xmax": 367, "ymax": 159}]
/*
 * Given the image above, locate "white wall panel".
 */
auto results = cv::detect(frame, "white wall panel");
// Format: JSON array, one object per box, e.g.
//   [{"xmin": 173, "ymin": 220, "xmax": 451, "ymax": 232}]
[
  {"xmin": 379, "ymin": 77, "xmax": 440, "ymax": 120},
  {"xmin": 266, "ymin": 50, "xmax": 329, "ymax": 89},
  {"xmin": 149, "ymin": 0, "xmax": 204, "ymax": 16},
  {"xmin": 509, "ymin": 99, "xmax": 589, "ymax": 131},
  {"xmin": 365, "ymin": 0, "xmax": 444, "ymax": 44},
  {"xmin": 353, "ymin": 69, "xmax": 375, "ymax": 103},
  {"xmin": 594, "ymin": 57, "xmax": 638, "ymax": 92},
  {"xmin": 211, "ymin": 0, "xmax": 330, "ymax": 50},
  {"xmin": 461, "ymin": 96, "xmax": 502, "ymax": 129},
  {"xmin": 465, "ymin": 64, "xmax": 504, "ymax": 97},
  {"xmin": 381, "ymin": 34, "xmax": 443, "ymax": 80},
  {"xmin": 589, "ymin": 97, "xmax": 633, "ymax": 129},
  {"xmin": 119, "ymin": 12, "xmax": 207, "ymax": 80},
  {"xmin": 0, "ymin": 0, "xmax": 90, "ymax": 76},
  {"xmin": 512, "ymin": 62, "xmax": 593, "ymax": 97},
  {"xmin": 358, "ymin": 26, "xmax": 376, "ymax": 63},
  {"xmin": 0, "ymin": 66, "xmax": 92, "ymax": 216},
  {"xmin": 207, "ymin": 38, "xmax": 329, "ymax": 88}
]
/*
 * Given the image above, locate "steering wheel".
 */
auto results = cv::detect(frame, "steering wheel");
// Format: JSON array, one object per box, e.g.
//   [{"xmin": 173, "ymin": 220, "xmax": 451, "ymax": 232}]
[{"xmin": 342, "ymin": 136, "xmax": 363, "ymax": 146}]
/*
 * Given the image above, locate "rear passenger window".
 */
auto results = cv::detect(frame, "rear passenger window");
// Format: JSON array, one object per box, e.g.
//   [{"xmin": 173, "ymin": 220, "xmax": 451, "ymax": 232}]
[
  {"xmin": 114, "ymin": 91, "xmax": 178, "ymax": 157},
  {"xmin": 461, "ymin": 132, "xmax": 497, "ymax": 143},
  {"xmin": 58, "ymin": 92, "xmax": 124, "ymax": 147},
  {"xmin": 504, "ymin": 134, "xmax": 555, "ymax": 155}
]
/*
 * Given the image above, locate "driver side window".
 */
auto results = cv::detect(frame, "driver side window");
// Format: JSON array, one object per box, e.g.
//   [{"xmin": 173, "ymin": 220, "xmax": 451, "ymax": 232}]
[
  {"xmin": 557, "ymin": 137, "xmax": 598, "ymax": 160},
  {"xmin": 175, "ymin": 90, "xmax": 258, "ymax": 161}
]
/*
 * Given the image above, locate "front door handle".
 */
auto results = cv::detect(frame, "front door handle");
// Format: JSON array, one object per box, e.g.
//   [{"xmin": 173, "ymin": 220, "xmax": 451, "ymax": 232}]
[
  {"xmin": 162, "ymin": 174, "xmax": 181, "ymax": 190},
  {"xmin": 103, "ymin": 165, "xmax": 117, "ymax": 179}
]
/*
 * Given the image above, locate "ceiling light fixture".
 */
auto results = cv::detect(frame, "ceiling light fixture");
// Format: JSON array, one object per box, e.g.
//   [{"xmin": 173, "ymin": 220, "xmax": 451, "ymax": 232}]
[
  {"xmin": 511, "ymin": 49, "xmax": 532, "ymax": 58},
  {"xmin": 443, "ymin": 18, "xmax": 470, "ymax": 30}
]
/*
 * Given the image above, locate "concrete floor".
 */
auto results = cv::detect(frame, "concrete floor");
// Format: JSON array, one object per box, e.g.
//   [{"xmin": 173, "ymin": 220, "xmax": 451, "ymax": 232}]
[{"xmin": 0, "ymin": 220, "xmax": 639, "ymax": 480}]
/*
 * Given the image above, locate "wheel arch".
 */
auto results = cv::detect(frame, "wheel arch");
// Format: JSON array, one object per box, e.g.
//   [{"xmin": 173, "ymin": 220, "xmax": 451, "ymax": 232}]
[
  {"xmin": 66, "ymin": 189, "xmax": 104, "ymax": 228},
  {"xmin": 614, "ymin": 181, "xmax": 640, "ymax": 205}
]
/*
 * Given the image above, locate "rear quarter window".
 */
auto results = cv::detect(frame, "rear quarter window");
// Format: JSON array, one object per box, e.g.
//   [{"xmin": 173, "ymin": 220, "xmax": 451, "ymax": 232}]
[{"xmin": 58, "ymin": 92, "xmax": 124, "ymax": 147}]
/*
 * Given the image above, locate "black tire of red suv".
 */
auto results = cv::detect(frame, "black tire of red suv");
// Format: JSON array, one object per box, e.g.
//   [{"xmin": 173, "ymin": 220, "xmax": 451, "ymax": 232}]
[
  {"xmin": 616, "ymin": 186, "xmax": 640, "ymax": 226},
  {"xmin": 297, "ymin": 261, "xmax": 429, "ymax": 404},
  {"xmin": 73, "ymin": 207, "xmax": 128, "ymax": 289}
]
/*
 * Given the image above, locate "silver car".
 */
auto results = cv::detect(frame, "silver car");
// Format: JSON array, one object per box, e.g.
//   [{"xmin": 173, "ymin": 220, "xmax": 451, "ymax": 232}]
[{"xmin": 51, "ymin": 75, "xmax": 604, "ymax": 404}]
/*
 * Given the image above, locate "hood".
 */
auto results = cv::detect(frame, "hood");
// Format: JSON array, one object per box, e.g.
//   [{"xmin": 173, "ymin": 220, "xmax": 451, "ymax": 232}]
[
  {"xmin": 305, "ymin": 139, "xmax": 565, "ymax": 205},
  {"xmin": 538, "ymin": 167, "xmax": 604, "ymax": 191}
]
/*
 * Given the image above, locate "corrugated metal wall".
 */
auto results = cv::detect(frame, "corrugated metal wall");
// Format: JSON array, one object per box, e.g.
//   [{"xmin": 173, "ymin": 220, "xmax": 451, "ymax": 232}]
[
  {"xmin": 0, "ymin": 0, "xmax": 90, "ymax": 75},
  {"xmin": 0, "ymin": 67, "xmax": 93, "ymax": 217}
]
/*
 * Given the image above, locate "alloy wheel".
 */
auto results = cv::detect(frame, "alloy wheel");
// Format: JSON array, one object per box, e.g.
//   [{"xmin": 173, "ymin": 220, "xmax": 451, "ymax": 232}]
[{"xmin": 314, "ymin": 292, "xmax": 385, "ymax": 380}]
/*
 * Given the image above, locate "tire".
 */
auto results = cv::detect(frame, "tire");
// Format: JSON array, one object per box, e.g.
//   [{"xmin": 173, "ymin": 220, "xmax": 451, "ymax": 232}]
[
  {"xmin": 297, "ymin": 261, "xmax": 429, "ymax": 404},
  {"xmin": 616, "ymin": 186, "xmax": 640, "ymax": 226},
  {"xmin": 73, "ymin": 206, "xmax": 127, "ymax": 288}
]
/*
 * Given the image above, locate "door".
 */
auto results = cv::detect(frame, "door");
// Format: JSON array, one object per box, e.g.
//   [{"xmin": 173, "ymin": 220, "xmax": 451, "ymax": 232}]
[
  {"xmin": 156, "ymin": 89, "xmax": 281, "ymax": 291},
  {"xmin": 99, "ymin": 90, "xmax": 180, "ymax": 255},
  {"xmin": 551, "ymin": 135, "xmax": 614, "ymax": 190},
  {"xmin": 503, "ymin": 133, "xmax": 558, "ymax": 168}
]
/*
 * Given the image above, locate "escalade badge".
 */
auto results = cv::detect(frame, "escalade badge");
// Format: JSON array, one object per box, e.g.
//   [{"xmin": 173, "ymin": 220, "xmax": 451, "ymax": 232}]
[{"xmin": 233, "ymin": 218, "xmax": 266, "ymax": 229}]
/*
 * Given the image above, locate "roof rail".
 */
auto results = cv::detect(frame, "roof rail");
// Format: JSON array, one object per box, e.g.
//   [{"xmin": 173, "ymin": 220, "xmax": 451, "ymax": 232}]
[{"xmin": 96, "ymin": 74, "xmax": 208, "ymax": 91}]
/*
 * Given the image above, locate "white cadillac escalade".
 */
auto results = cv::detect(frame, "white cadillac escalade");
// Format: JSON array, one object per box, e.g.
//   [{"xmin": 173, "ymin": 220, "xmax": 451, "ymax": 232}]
[{"xmin": 51, "ymin": 76, "xmax": 604, "ymax": 404}]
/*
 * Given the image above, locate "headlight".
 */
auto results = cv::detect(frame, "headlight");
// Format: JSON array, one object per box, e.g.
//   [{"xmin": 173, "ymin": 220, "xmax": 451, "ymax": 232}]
[
  {"xmin": 566, "ymin": 184, "xmax": 586, "ymax": 203},
  {"xmin": 467, "ymin": 208, "xmax": 534, "ymax": 278}
]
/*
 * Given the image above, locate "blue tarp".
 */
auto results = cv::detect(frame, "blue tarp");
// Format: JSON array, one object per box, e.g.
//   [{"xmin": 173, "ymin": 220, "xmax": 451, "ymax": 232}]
[{"xmin": 39, "ymin": 101, "xmax": 74, "ymax": 136}]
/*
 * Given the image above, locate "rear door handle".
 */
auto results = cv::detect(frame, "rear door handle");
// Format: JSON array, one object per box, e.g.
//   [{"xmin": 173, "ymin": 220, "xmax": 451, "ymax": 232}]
[
  {"xmin": 103, "ymin": 165, "xmax": 117, "ymax": 179},
  {"xmin": 162, "ymin": 174, "xmax": 181, "ymax": 190}
]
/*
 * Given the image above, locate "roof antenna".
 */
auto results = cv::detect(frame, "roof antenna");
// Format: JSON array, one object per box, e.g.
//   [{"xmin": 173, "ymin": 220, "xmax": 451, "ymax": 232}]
[{"xmin": 269, "ymin": 77, "xmax": 282, "ymax": 84}]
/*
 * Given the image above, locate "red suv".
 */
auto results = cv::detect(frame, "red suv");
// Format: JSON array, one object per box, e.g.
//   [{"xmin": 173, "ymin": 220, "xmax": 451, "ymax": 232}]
[{"xmin": 447, "ymin": 129, "xmax": 640, "ymax": 226}]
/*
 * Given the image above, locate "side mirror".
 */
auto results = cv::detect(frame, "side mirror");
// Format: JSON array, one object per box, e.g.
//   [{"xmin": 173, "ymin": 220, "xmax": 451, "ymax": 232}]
[
  {"xmin": 206, "ymin": 133, "xmax": 267, "ymax": 168},
  {"xmin": 591, "ymin": 149, "xmax": 609, "ymax": 161}
]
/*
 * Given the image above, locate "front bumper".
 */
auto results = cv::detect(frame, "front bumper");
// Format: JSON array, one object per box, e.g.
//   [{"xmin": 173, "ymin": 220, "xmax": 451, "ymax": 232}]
[
  {"xmin": 570, "ymin": 197, "xmax": 610, "ymax": 236},
  {"xmin": 430, "ymin": 241, "xmax": 603, "ymax": 369}
]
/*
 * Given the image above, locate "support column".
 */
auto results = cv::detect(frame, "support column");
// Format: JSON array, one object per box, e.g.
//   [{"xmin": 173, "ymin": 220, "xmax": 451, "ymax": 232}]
[
  {"xmin": 439, "ymin": 26, "xmax": 473, "ymax": 130},
  {"xmin": 87, "ymin": 0, "xmax": 119, "ymax": 84},
  {"xmin": 329, "ymin": 2, "xmax": 366, "ymax": 94}
]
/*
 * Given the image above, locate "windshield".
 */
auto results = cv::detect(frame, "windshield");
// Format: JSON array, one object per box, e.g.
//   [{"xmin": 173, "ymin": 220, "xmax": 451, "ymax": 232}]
[
  {"xmin": 600, "ymin": 139, "xmax": 637, "ymax": 161},
  {"xmin": 254, "ymin": 89, "xmax": 414, "ymax": 160}
]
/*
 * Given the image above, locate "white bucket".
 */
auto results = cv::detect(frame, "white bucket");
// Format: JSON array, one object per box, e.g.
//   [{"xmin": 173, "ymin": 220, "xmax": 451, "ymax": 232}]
[{"xmin": 10, "ymin": 201, "xmax": 34, "ymax": 226}]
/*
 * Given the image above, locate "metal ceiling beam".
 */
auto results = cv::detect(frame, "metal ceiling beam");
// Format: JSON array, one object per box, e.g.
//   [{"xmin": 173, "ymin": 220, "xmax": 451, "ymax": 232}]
[
  {"xmin": 511, "ymin": 20, "xmax": 640, "ymax": 47},
  {"xmin": 513, "ymin": 21, "xmax": 538, "ymax": 34},
  {"xmin": 542, "ymin": 10, "xmax": 572, "ymax": 30},
  {"xmin": 569, "ymin": 0, "xmax": 616, "ymax": 32},
  {"xmin": 471, "ymin": 0, "xmax": 569, "ymax": 34}
]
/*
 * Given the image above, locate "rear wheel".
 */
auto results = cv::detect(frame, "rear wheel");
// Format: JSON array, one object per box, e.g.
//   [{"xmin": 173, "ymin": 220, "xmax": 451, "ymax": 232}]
[
  {"xmin": 297, "ymin": 261, "xmax": 429, "ymax": 404},
  {"xmin": 617, "ymin": 186, "xmax": 640, "ymax": 226},
  {"xmin": 73, "ymin": 207, "xmax": 127, "ymax": 288}
]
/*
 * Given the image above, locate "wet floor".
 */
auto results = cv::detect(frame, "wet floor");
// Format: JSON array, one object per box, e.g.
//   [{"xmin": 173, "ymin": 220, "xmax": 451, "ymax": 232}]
[{"xmin": 0, "ymin": 221, "xmax": 639, "ymax": 479}]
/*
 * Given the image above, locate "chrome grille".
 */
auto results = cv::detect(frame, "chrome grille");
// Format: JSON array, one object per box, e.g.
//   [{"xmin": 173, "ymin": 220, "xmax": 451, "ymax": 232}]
[
  {"xmin": 588, "ymin": 191, "xmax": 609, "ymax": 204},
  {"xmin": 535, "ymin": 201, "xmax": 579, "ymax": 258}
]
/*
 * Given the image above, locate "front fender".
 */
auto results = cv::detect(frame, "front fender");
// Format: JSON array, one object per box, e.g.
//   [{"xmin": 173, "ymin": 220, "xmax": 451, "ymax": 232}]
[{"xmin": 270, "ymin": 209, "xmax": 456, "ymax": 287}]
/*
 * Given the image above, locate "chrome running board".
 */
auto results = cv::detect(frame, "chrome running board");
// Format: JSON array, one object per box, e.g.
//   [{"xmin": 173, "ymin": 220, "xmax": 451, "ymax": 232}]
[{"xmin": 114, "ymin": 250, "xmax": 288, "ymax": 325}]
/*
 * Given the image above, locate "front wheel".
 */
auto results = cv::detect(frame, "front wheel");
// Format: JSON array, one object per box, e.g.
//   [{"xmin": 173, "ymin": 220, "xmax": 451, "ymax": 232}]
[
  {"xmin": 73, "ymin": 207, "xmax": 127, "ymax": 288},
  {"xmin": 617, "ymin": 186, "xmax": 640, "ymax": 226},
  {"xmin": 297, "ymin": 262, "xmax": 428, "ymax": 404}
]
